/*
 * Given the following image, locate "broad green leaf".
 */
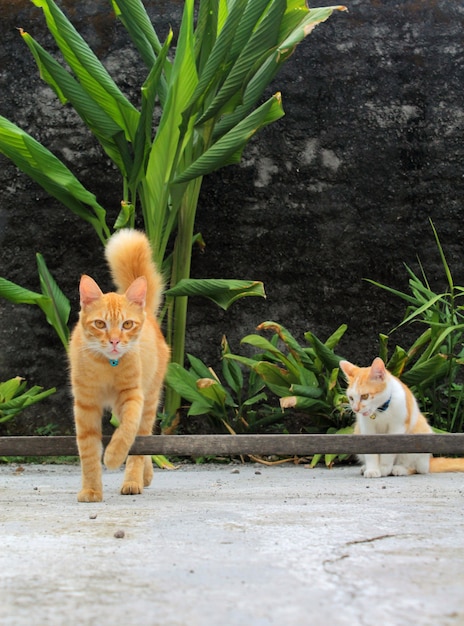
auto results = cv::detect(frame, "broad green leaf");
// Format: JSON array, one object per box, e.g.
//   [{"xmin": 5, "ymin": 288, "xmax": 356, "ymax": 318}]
[
  {"xmin": 187, "ymin": 354, "xmax": 217, "ymax": 380},
  {"xmin": 144, "ymin": 0, "xmax": 198, "ymax": 253},
  {"xmin": 280, "ymin": 395, "xmax": 329, "ymax": 411},
  {"xmin": 164, "ymin": 362, "xmax": 212, "ymax": 406},
  {"xmin": 288, "ymin": 384, "xmax": 323, "ymax": 399},
  {"xmin": 0, "ymin": 277, "xmax": 47, "ymax": 307},
  {"xmin": 188, "ymin": 0, "xmax": 248, "ymax": 114},
  {"xmin": 254, "ymin": 361, "xmax": 297, "ymax": 396},
  {"xmin": 111, "ymin": 0, "xmax": 165, "ymax": 67},
  {"xmin": 0, "ymin": 117, "xmax": 110, "ymax": 243},
  {"xmin": 385, "ymin": 345, "xmax": 408, "ymax": 377},
  {"xmin": 165, "ymin": 278, "xmax": 265, "ymax": 310},
  {"xmin": 196, "ymin": 378, "xmax": 229, "ymax": 408},
  {"xmin": 304, "ymin": 330, "xmax": 344, "ymax": 372},
  {"xmin": 324, "ymin": 324, "xmax": 348, "ymax": 350},
  {"xmin": 222, "ymin": 356, "xmax": 244, "ymax": 396},
  {"xmin": 173, "ymin": 93, "xmax": 284, "ymax": 183},
  {"xmin": 31, "ymin": 0, "xmax": 139, "ymax": 140},
  {"xmin": 114, "ymin": 201, "xmax": 136, "ymax": 230},
  {"xmin": 20, "ymin": 30, "xmax": 130, "ymax": 174},
  {"xmin": 0, "ymin": 385, "xmax": 56, "ymax": 422},
  {"xmin": 130, "ymin": 32, "xmax": 173, "ymax": 189},
  {"xmin": 0, "ymin": 378, "xmax": 24, "ymax": 403},
  {"xmin": 257, "ymin": 321, "xmax": 313, "ymax": 366},
  {"xmin": 197, "ymin": 0, "xmax": 285, "ymax": 124},
  {"xmin": 401, "ymin": 354, "xmax": 449, "ymax": 388},
  {"xmin": 36, "ymin": 253, "xmax": 70, "ymax": 348}
]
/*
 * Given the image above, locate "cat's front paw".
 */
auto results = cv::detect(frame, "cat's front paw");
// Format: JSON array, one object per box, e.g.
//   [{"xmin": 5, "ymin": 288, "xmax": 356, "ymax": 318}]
[
  {"xmin": 380, "ymin": 464, "xmax": 393, "ymax": 477},
  {"xmin": 78, "ymin": 488, "xmax": 103, "ymax": 502},
  {"xmin": 363, "ymin": 468, "xmax": 382, "ymax": 478},
  {"xmin": 121, "ymin": 480, "xmax": 143, "ymax": 495},
  {"xmin": 103, "ymin": 441, "xmax": 128, "ymax": 470},
  {"xmin": 392, "ymin": 464, "xmax": 409, "ymax": 476}
]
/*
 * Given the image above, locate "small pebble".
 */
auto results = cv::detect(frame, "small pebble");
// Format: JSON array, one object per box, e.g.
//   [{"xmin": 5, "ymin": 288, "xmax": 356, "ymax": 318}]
[
  {"xmin": 89, "ymin": 513, "xmax": 97, "ymax": 520},
  {"xmin": 255, "ymin": 470, "xmax": 261, "ymax": 475},
  {"xmin": 230, "ymin": 468, "xmax": 240, "ymax": 474},
  {"xmin": 114, "ymin": 530, "xmax": 125, "ymax": 539}
]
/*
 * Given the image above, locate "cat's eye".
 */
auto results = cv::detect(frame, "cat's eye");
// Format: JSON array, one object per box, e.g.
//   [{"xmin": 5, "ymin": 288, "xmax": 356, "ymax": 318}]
[
  {"xmin": 94, "ymin": 320, "xmax": 106, "ymax": 329},
  {"xmin": 122, "ymin": 320, "xmax": 134, "ymax": 330},
  {"xmin": 360, "ymin": 393, "xmax": 369, "ymax": 401}
]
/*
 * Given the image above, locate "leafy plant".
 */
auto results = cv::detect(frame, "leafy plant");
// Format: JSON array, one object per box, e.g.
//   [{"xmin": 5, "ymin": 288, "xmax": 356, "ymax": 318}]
[
  {"xmin": 0, "ymin": 254, "xmax": 70, "ymax": 350},
  {"xmin": 165, "ymin": 336, "xmax": 284, "ymax": 434},
  {"xmin": 0, "ymin": 377, "xmax": 56, "ymax": 423},
  {"xmin": 0, "ymin": 0, "xmax": 346, "ymax": 415},
  {"xmin": 225, "ymin": 321, "xmax": 351, "ymax": 431},
  {"xmin": 367, "ymin": 221, "xmax": 464, "ymax": 432}
]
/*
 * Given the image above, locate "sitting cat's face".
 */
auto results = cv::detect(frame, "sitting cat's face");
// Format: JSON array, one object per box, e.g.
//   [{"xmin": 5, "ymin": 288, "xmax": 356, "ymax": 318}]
[{"xmin": 340, "ymin": 357, "xmax": 389, "ymax": 418}]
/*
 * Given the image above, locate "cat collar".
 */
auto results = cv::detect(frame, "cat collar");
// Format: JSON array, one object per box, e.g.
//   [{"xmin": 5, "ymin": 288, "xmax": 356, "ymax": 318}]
[
  {"xmin": 370, "ymin": 397, "xmax": 391, "ymax": 420},
  {"xmin": 109, "ymin": 359, "xmax": 119, "ymax": 367}
]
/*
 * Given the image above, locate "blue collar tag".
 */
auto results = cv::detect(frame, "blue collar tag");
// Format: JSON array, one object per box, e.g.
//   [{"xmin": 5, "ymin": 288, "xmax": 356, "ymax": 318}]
[{"xmin": 109, "ymin": 359, "xmax": 119, "ymax": 367}]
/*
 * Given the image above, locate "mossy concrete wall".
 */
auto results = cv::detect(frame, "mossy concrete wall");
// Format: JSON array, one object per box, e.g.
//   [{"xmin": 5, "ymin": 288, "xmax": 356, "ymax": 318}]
[{"xmin": 1, "ymin": 0, "xmax": 463, "ymax": 433}]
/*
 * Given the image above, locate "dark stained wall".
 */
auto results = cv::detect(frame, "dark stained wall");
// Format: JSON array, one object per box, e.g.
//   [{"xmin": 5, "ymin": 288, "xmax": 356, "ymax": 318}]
[{"xmin": 1, "ymin": 0, "xmax": 463, "ymax": 433}]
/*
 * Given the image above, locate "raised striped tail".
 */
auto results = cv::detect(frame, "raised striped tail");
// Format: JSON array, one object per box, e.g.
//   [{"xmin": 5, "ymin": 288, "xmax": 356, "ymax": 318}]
[
  {"xmin": 105, "ymin": 229, "xmax": 163, "ymax": 314},
  {"xmin": 429, "ymin": 457, "xmax": 464, "ymax": 473}
]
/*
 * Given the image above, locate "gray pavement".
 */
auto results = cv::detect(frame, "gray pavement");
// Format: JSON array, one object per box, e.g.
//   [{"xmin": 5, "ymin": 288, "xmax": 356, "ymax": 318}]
[{"xmin": 1, "ymin": 462, "xmax": 463, "ymax": 626}]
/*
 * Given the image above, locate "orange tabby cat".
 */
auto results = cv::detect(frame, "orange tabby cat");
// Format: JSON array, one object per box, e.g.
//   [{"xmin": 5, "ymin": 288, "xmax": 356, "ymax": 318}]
[
  {"xmin": 69, "ymin": 229, "xmax": 170, "ymax": 502},
  {"xmin": 340, "ymin": 357, "xmax": 464, "ymax": 477}
]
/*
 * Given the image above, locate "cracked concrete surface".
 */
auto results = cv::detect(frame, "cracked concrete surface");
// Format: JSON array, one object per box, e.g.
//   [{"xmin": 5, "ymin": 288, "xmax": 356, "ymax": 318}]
[{"xmin": 1, "ymin": 463, "xmax": 463, "ymax": 625}]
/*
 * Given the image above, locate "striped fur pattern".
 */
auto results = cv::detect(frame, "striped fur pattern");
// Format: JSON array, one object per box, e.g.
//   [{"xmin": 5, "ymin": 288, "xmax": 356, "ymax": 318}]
[
  {"xmin": 69, "ymin": 230, "xmax": 170, "ymax": 502},
  {"xmin": 340, "ymin": 357, "xmax": 464, "ymax": 477}
]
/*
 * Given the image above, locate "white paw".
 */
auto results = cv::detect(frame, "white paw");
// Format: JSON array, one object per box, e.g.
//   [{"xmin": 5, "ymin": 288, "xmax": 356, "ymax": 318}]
[
  {"xmin": 363, "ymin": 468, "xmax": 381, "ymax": 478},
  {"xmin": 380, "ymin": 464, "xmax": 393, "ymax": 477},
  {"xmin": 392, "ymin": 464, "xmax": 409, "ymax": 476}
]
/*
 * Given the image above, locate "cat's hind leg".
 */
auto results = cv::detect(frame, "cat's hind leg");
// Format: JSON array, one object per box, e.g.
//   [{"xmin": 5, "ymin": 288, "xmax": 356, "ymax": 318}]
[
  {"xmin": 121, "ymin": 455, "xmax": 146, "ymax": 494},
  {"xmin": 120, "ymin": 388, "xmax": 158, "ymax": 495}
]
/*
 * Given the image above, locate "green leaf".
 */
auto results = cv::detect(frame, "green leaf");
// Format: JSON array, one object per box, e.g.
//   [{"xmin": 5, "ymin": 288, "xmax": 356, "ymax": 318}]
[
  {"xmin": 288, "ymin": 384, "xmax": 323, "ymax": 399},
  {"xmin": 111, "ymin": 0, "xmax": 165, "ymax": 67},
  {"xmin": 222, "ymin": 356, "xmax": 244, "ymax": 396},
  {"xmin": 30, "ymin": 0, "xmax": 139, "ymax": 140},
  {"xmin": 36, "ymin": 253, "xmax": 70, "ymax": 348},
  {"xmin": 254, "ymin": 361, "xmax": 297, "ymax": 396},
  {"xmin": 304, "ymin": 330, "xmax": 344, "ymax": 372},
  {"xmin": 20, "ymin": 30, "xmax": 130, "ymax": 174},
  {"xmin": 164, "ymin": 362, "xmax": 212, "ymax": 407},
  {"xmin": 187, "ymin": 354, "xmax": 216, "ymax": 379},
  {"xmin": 165, "ymin": 278, "xmax": 265, "ymax": 310},
  {"xmin": 0, "ymin": 277, "xmax": 48, "ymax": 307},
  {"xmin": 173, "ymin": 93, "xmax": 284, "ymax": 184},
  {"xmin": 0, "ymin": 116, "xmax": 110, "ymax": 244},
  {"xmin": 257, "ymin": 320, "xmax": 313, "ymax": 366},
  {"xmin": 0, "ymin": 378, "xmax": 24, "ymax": 404},
  {"xmin": 401, "ymin": 354, "xmax": 449, "ymax": 387}
]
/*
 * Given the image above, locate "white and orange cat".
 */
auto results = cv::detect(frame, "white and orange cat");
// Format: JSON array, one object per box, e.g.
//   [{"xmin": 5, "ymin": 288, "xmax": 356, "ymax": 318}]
[
  {"xmin": 340, "ymin": 357, "xmax": 464, "ymax": 478},
  {"xmin": 69, "ymin": 229, "xmax": 170, "ymax": 502}
]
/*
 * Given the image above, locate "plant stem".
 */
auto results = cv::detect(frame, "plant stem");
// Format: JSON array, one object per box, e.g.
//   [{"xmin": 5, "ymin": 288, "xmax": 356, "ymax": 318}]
[{"xmin": 165, "ymin": 176, "xmax": 203, "ymax": 415}]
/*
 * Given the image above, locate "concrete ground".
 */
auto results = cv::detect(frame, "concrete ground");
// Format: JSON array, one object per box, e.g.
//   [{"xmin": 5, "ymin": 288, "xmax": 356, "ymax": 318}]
[{"xmin": 0, "ymin": 462, "xmax": 463, "ymax": 626}]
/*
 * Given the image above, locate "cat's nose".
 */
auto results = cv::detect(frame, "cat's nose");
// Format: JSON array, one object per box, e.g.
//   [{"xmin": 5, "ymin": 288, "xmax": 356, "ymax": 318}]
[{"xmin": 110, "ymin": 338, "xmax": 120, "ymax": 347}]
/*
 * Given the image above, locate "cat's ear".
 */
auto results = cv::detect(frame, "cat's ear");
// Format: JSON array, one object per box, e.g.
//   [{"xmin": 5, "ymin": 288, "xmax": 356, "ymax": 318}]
[
  {"xmin": 370, "ymin": 357, "xmax": 387, "ymax": 381},
  {"xmin": 79, "ymin": 275, "xmax": 103, "ymax": 307},
  {"xmin": 125, "ymin": 276, "xmax": 147, "ymax": 308},
  {"xmin": 339, "ymin": 360, "xmax": 355, "ymax": 379}
]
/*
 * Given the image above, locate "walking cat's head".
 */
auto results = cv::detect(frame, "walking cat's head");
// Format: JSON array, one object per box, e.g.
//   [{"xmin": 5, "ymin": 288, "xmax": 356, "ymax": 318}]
[
  {"xmin": 78, "ymin": 274, "xmax": 147, "ymax": 361},
  {"xmin": 340, "ymin": 357, "xmax": 390, "ymax": 418}
]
